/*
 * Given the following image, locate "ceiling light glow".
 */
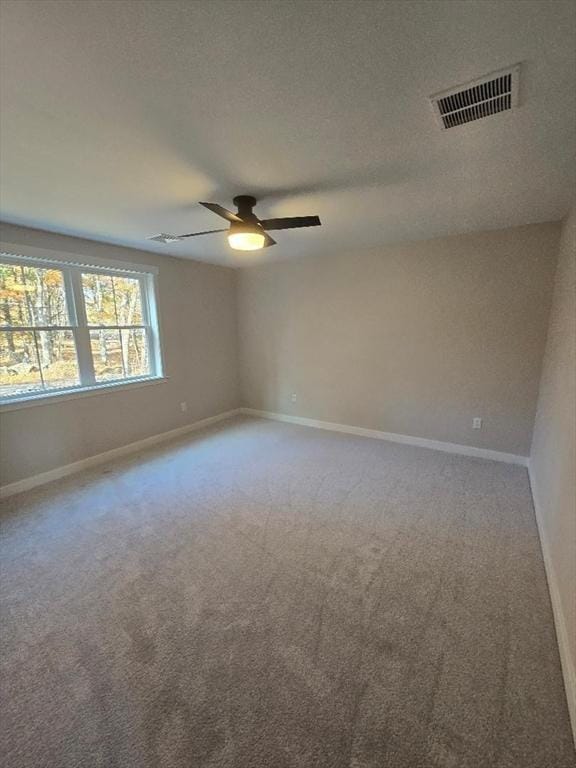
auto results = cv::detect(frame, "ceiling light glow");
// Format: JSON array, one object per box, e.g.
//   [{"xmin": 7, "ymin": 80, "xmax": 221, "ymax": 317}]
[{"xmin": 228, "ymin": 227, "xmax": 265, "ymax": 251}]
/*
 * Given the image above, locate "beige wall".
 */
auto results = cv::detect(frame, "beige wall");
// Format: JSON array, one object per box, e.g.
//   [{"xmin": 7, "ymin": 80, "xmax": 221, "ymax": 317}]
[
  {"xmin": 530, "ymin": 205, "xmax": 576, "ymax": 731},
  {"xmin": 0, "ymin": 219, "xmax": 564, "ymax": 489},
  {"xmin": 0, "ymin": 223, "xmax": 239, "ymax": 486},
  {"xmin": 239, "ymin": 222, "xmax": 560, "ymax": 456}
]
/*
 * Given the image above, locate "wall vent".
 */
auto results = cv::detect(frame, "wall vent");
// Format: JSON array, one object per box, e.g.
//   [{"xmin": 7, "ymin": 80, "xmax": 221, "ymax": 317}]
[{"xmin": 430, "ymin": 65, "xmax": 520, "ymax": 130}]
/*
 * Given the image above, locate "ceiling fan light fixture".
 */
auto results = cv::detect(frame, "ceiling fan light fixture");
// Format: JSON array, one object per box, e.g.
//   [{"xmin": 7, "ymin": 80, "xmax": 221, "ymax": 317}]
[
  {"xmin": 227, "ymin": 223, "xmax": 265, "ymax": 251},
  {"xmin": 147, "ymin": 196, "xmax": 319, "ymax": 249}
]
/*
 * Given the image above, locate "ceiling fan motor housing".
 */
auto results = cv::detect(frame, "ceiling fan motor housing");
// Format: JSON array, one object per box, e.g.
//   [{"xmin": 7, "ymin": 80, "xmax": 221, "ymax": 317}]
[{"xmin": 233, "ymin": 195, "xmax": 258, "ymax": 221}]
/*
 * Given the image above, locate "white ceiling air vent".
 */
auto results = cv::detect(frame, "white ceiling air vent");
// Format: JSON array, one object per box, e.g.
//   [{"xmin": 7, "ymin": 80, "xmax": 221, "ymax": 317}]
[{"xmin": 430, "ymin": 64, "xmax": 520, "ymax": 130}]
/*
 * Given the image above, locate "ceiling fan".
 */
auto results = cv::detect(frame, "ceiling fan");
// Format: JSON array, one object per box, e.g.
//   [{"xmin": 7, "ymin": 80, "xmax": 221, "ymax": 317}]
[{"xmin": 148, "ymin": 196, "xmax": 321, "ymax": 251}]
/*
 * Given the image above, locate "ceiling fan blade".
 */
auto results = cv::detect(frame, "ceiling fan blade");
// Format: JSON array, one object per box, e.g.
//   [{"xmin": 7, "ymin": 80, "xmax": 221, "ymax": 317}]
[
  {"xmin": 199, "ymin": 202, "xmax": 243, "ymax": 223},
  {"xmin": 147, "ymin": 229, "xmax": 228, "ymax": 243},
  {"xmin": 178, "ymin": 228, "xmax": 228, "ymax": 238},
  {"xmin": 259, "ymin": 215, "xmax": 321, "ymax": 231},
  {"xmin": 262, "ymin": 232, "xmax": 277, "ymax": 247}
]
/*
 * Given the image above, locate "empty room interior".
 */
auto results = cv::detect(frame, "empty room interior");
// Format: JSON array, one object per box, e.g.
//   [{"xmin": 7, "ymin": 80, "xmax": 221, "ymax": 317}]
[{"xmin": 1, "ymin": 1, "xmax": 575, "ymax": 767}]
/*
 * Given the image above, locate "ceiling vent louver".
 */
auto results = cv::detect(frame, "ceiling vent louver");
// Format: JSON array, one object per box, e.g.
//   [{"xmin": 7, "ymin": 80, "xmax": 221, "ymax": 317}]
[{"xmin": 430, "ymin": 65, "xmax": 520, "ymax": 129}]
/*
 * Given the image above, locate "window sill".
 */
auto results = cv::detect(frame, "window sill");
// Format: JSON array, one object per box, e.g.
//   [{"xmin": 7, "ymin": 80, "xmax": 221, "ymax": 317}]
[{"xmin": 0, "ymin": 376, "xmax": 169, "ymax": 412}]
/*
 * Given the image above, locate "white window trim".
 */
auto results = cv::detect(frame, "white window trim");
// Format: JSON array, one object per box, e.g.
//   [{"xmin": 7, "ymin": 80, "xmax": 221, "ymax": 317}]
[{"xmin": 0, "ymin": 243, "xmax": 165, "ymax": 408}]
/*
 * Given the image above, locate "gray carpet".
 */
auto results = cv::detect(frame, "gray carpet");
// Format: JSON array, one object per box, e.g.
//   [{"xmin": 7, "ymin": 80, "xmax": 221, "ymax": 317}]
[{"xmin": 1, "ymin": 417, "xmax": 574, "ymax": 768}]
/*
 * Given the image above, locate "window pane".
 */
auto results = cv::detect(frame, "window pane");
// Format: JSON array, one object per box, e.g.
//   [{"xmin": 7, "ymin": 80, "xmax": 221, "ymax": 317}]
[
  {"xmin": 90, "ymin": 329, "xmax": 125, "ymax": 381},
  {"xmin": 36, "ymin": 330, "xmax": 80, "ymax": 390},
  {"xmin": 82, "ymin": 273, "xmax": 115, "ymax": 325},
  {"xmin": 0, "ymin": 262, "xmax": 69, "ymax": 327},
  {"xmin": 0, "ymin": 330, "xmax": 43, "ymax": 397},
  {"xmin": 113, "ymin": 276, "xmax": 143, "ymax": 325},
  {"xmin": 82, "ymin": 273, "xmax": 143, "ymax": 326},
  {"xmin": 123, "ymin": 328, "xmax": 150, "ymax": 378},
  {"xmin": 0, "ymin": 329, "xmax": 80, "ymax": 398}
]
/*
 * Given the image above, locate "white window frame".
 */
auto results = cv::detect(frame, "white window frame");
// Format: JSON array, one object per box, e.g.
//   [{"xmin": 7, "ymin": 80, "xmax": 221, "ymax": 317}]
[{"xmin": 0, "ymin": 244, "xmax": 165, "ymax": 408}]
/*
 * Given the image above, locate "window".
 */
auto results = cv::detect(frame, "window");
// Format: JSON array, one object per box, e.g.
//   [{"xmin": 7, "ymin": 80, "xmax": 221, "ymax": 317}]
[{"xmin": 0, "ymin": 252, "xmax": 163, "ymax": 403}]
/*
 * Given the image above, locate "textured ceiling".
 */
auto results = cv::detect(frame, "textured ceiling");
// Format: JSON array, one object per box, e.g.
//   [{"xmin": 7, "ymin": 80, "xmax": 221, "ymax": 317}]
[{"xmin": 0, "ymin": 0, "xmax": 575, "ymax": 266}]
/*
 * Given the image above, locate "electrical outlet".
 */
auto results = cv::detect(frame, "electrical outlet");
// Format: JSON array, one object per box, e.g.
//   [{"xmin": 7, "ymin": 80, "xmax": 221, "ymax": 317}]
[
  {"xmin": 180, "ymin": 401, "xmax": 188, "ymax": 413},
  {"xmin": 291, "ymin": 393, "xmax": 297, "ymax": 403},
  {"xmin": 473, "ymin": 417, "xmax": 482, "ymax": 429}
]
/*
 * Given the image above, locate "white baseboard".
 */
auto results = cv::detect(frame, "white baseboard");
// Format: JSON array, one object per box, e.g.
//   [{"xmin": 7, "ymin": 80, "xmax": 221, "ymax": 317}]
[
  {"xmin": 0, "ymin": 408, "xmax": 241, "ymax": 499},
  {"xmin": 241, "ymin": 408, "xmax": 528, "ymax": 466},
  {"xmin": 528, "ymin": 465, "xmax": 576, "ymax": 746}
]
